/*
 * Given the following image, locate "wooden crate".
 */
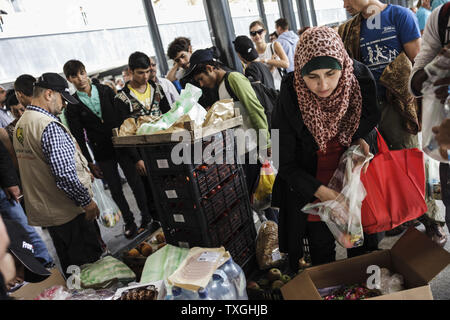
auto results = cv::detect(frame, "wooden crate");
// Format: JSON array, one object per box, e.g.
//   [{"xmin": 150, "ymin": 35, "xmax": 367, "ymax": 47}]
[{"xmin": 112, "ymin": 109, "xmax": 243, "ymax": 147}]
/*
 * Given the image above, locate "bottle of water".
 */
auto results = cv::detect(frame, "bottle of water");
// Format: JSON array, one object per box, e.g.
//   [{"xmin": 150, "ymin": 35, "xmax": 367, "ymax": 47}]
[
  {"xmin": 219, "ymin": 258, "xmax": 248, "ymax": 300},
  {"xmin": 169, "ymin": 286, "xmax": 197, "ymax": 300},
  {"xmin": 206, "ymin": 270, "xmax": 237, "ymax": 300},
  {"xmin": 197, "ymin": 288, "xmax": 213, "ymax": 300},
  {"xmin": 424, "ymin": 87, "xmax": 450, "ymax": 161}
]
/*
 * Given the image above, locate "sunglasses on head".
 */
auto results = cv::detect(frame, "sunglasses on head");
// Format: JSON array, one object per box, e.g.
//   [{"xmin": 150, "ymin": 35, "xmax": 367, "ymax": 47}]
[{"xmin": 250, "ymin": 29, "xmax": 265, "ymax": 37}]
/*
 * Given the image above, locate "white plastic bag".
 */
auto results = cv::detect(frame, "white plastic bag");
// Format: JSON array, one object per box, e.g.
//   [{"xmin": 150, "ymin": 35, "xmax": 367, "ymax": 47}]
[
  {"xmin": 302, "ymin": 146, "xmax": 373, "ymax": 249},
  {"xmin": 421, "ymin": 46, "xmax": 450, "ymax": 162},
  {"xmin": 92, "ymin": 179, "xmax": 121, "ymax": 228}
]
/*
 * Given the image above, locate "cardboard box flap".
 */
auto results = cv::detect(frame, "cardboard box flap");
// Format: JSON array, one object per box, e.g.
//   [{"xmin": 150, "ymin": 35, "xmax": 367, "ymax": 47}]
[
  {"xmin": 280, "ymin": 270, "xmax": 322, "ymax": 300},
  {"xmin": 391, "ymin": 228, "xmax": 450, "ymax": 283}
]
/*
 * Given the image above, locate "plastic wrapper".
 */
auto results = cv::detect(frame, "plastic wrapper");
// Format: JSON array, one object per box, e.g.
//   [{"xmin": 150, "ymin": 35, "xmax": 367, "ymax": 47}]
[
  {"xmin": 255, "ymin": 221, "xmax": 285, "ymax": 270},
  {"xmin": 68, "ymin": 288, "xmax": 118, "ymax": 300},
  {"xmin": 379, "ymin": 268, "xmax": 404, "ymax": 295},
  {"xmin": 137, "ymin": 83, "xmax": 207, "ymax": 135},
  {"xmin": 321, "ymin": 284, "xmax": 382, "ymax": 300},
  {"xmin": 92, "ymin": 179, "xmax": 121, "ymax": 228},
  {"xmin": 118, "ymin": 115, "xmax": 161, "ymax": 136},
  {"xmin": 421, "ymin": 44, "xmax": 450, "ymax": 162},
  {"xmin": 202, "ymin": 99, "xmax": 236, "ymax": 127},
  {"xmin": 34, "ymin": 286, "xmax": 72, "ymax": 300},
  {"xmin": 302, "ymin": 145, "xmax": 373, "ymax": 248},
  {"xmin": 253, "ymin": 161, "xmax": 276, "ymax": 211}
]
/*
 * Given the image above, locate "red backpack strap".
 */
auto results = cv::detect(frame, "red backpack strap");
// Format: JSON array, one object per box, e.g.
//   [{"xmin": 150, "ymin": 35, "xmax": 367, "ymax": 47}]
[{"xmin": 438, "ymin": 2, "xmax": 450, "ymax": 45}]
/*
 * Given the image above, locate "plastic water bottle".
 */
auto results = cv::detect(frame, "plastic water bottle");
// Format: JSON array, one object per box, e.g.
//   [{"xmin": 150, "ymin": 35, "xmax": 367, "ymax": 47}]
[
  {"xmin": 424, "ymin": 87, "xmax": 450, "ymax": 161},
  {"xmin": 169, "ymin": 286, "xmax": 197, "ymax": 300},
  {"xmin": 220, "ymin": 258, "xmax": 248, "ymax": 300},
  {"xmin": 197, "ymin": 288, "xmax": 213, "ymax": 300},
  {"xmin": 206, "ymin": 270, "xmax": 237, "ymax": 300}
]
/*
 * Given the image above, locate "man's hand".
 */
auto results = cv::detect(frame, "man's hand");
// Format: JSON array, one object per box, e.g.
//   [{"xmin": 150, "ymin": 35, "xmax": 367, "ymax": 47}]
[
  {"xmin": 88, "ymin": 162, "xmax": 103, "ymax": 179},
  {"xmin": 434, "ymin": 78, "xmax": 450, "ymax": 104},
  {"xmin": 83, "ymin": 200, "xmax": 100, "ymax": 221},
  {"xmin": 3, "ymin": 185, "xmax": 21, "ymax": 203},
  {"xmin": 314, "ymin": 185, "xmax": 340, "ymax": 202},
  {"xmin": 411, "ymin": 69, "xmax": 428, "ymax": 96},
  {"xmin": 136, "ymin": 160, "xmax": 147, "ymax": 176}
]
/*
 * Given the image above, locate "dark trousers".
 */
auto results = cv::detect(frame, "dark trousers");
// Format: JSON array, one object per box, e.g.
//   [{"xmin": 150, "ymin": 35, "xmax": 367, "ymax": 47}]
[
  {"xmin": 141, "ymin": 175, "xmax": 159, "ymax": 221},
  {"xmin": 97, "ymin": 151, "xmax": 150, "ymax": 226},
  {"xmin": 347, "ymin": 232, "xmax": 383, "ymax": 258},
  {"xmin": 242, "ymin": 157, "xmax": 278, "ymax": 223},
  {"xmin": 47, "ymin": 214, "xmax": 103, "ymax": 278},
  {"xmin": 439, "ymin": 163, "xmax": 450, "ymax": 232}
]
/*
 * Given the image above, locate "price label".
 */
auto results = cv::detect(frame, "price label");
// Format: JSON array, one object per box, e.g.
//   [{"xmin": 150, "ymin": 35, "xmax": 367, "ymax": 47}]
[
  {"xmin": 272, "ymin": 249, "xmax": 282, "ymax": 262},
  {"xmin": 197, "ymin": 251, "xmax": 221, "ymax": 263},
  {"xmin": 157, "ymin": 159, "xmax": 169, "ymax": 169},
  {"xmin": 173, "ymin": 214, "xmax": 185, "ymax": 223},
  {"xmin": 165, "ymin": 190, "xmax": 178, "ymax": 199}
]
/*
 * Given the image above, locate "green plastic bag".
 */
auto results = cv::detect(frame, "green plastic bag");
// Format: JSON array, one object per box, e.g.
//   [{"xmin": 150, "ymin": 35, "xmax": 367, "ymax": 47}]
[
  {"xmin": 139, "ymin": 244, "xmax": 189, "ymax": 283},
  {"xmin": 80, "ymin": 256, "xmax": 136, "ymax": 289}
]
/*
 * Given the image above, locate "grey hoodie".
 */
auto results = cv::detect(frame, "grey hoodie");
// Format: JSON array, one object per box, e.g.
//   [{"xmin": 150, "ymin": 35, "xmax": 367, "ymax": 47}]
[{"xmin": 277, "ymin": 30, "xmax": 299, "ymax": 73}]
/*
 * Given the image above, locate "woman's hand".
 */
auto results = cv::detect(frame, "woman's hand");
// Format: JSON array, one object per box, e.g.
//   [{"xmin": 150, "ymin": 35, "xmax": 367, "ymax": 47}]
[
  {"xmin": 352, "ymin": 138, "xmax": 370, "ymax": 173},
  {"xmin": 314, "ymin": 185, "xmax": 340, "ymax": 202}
]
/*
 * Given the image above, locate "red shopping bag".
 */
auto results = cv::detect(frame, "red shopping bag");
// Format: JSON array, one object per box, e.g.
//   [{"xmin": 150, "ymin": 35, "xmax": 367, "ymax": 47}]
[{"xmin": 360, "ymin": 129, "xmax": 427, "ymax": 234}]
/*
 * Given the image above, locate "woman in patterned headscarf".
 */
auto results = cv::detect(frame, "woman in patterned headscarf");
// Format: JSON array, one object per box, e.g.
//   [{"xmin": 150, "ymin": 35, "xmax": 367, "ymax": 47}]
[{"xmin": 271, "ymin": 27, "xmax": 380, "ymax": 272}]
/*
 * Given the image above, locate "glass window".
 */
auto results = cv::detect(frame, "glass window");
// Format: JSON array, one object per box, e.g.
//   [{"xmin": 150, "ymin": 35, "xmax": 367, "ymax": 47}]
[
  {"xmin": 264, "ymin": 0, "xmax": 281, "ymax": 34},
  {"xmin": 152, "ymin": 0, "xmax": 212, "ymax": 54},
  {"xmin": 313, "ymin": 0, "xmax": 347, "ymax": 27},
  {"xmin": 228, "ymin": 0, "xmax": 260, "ymax": 37}
]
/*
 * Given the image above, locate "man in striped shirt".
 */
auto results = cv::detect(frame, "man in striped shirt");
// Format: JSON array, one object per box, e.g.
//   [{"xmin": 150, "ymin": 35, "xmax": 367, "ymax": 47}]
[{"xmin": 13, "ymin": 73, "xmax": 104, "ymax": 276}]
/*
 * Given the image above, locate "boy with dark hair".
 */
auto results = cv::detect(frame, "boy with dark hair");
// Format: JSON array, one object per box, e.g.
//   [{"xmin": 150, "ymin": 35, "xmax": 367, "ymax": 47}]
[
  {"xmin": 64, "ymin": 58, "xmax": 159, "ymax": 239},
  {"xmin": 14, "ymin": 74, "xmax": 36, "ymax": 107},
  {"xmin": 113, "ymin": 52, "xmax": 172, "ymax": 236}
]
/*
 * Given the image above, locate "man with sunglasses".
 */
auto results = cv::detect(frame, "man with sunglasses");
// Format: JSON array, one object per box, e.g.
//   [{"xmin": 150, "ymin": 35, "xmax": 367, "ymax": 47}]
[{"xmin": 12, "ymin": 73, "xmax": 104, "ymax": 277}]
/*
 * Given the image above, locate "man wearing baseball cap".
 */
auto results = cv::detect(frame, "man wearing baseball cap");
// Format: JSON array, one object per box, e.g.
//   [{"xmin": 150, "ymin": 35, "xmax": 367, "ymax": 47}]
[
  {"xmin": 12, "ymin": 73, "xmax": 104, "ymax": 277},
  {"xmin": 233, "ymin": 35, "xmax": 275, "ymax": 90},
  {"xmin": 0, "ymin": 217, "xmax": 52, "ymax": 297}
]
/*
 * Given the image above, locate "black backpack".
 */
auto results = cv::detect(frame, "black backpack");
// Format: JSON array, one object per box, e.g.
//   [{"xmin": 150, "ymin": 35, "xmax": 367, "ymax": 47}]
[
  {"xmin": 438, "ymin": 2, "xmax": 450, "ymax": 45},
  {"xmin": 223, "ymin": 72, "xmax": 279, "ymax": 130}
]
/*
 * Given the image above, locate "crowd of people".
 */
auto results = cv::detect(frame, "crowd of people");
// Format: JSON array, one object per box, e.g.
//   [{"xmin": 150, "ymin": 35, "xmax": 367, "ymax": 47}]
[{"xmin": 1, "ymin": 0, "xmax": 450, "ymax": 298}]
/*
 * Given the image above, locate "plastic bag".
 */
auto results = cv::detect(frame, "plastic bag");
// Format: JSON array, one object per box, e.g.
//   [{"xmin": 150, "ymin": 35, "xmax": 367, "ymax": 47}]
[
  {"xmin": 421, "ymin": 45, "xmax": 450, "ymax": 162},
  {"xmin": 302, "ymin": 145, "xmax": 373, "ymax": 248},
  {"xmin": 80, "ymin": 256, "xmax": 136, "ymax": 289},
  {"xmin": 255, "ymin": 221, "xmax": 284, "ymax": 270},
  {"xmin": 253, "ymin": 161, "xmax": 276, "ymax": 211},
  {"xmin": 92, "ymin": 179, "xmax": 121, "ymax": 228},
  {"xmin": 35, "ymin": 286, "xmax": 72, "ymax": 300},
  {"xmin": 137, "ymin": 83, "xmax": 207, "ymax": 135}
]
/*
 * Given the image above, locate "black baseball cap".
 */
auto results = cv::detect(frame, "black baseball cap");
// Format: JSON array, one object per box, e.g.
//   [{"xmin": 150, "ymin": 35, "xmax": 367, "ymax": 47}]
[
  {"xmin": 233, "ymin": 36, "xmax": 258, "ymax": 62},
  {"xmin": 34, "ymin": 73, "xmax": 78, "ymax": 104},
  {"xmin": 184, "ymin": 48, "xmax": 216, "ymax": 78},
  {"xmin": 3, "ymin": 218, "xmax": 51, "ymax": 283}
]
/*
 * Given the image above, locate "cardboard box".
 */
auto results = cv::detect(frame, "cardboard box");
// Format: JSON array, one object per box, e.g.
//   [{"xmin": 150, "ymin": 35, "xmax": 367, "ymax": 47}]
[
  {"xmin": 281, "ymin": 228, "xmax": 450, "ymax": 300},
  {"xmin": 9, "ymin": 268, "xmax": 67, "ymax": 300}
]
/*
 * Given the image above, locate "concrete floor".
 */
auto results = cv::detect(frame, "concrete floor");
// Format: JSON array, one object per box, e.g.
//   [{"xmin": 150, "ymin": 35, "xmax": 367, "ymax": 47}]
[{"xmin": 36, "ymin": 182, "xmax": 450, "ymax": 300}]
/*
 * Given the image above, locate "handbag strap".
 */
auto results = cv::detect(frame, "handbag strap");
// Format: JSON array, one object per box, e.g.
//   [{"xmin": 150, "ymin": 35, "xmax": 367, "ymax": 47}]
[{"xmin": 375, "ymin": 128, "xmax": 390, "ymax": 153}]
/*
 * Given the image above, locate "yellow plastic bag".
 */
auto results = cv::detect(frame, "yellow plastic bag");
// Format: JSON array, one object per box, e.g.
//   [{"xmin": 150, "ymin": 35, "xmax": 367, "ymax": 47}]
[{"xmin": 253, "ymin": 161, "xmax": 276, "ymax": 210}]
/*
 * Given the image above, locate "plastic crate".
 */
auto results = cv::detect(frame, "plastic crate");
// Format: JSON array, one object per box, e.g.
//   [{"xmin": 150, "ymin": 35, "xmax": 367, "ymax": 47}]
[
  {"xmin": 159, "ymin": 201, "xmax": 200, "ymax": 228},
  {"xmin": 163, "ymin": 226, "xmax": 204, "ymax": 249}
]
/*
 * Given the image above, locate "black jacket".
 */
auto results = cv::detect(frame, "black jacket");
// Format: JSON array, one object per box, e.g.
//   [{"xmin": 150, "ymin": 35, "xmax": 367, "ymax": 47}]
[
  {"xmin": 114, "ymin": 80, "xmax": 171, "ymax": 163},
  {"xmin": 0, "ymin": 139, "xmax": 19, "ymax": 188},
  {"xmin": 271, "ymin": 60, "xmax": 380, "ymax": 269},
  {"xmin": 245, "ymin": 61, "xmax": 275, "ymax": 90},
  {"xmin": 65, "ymin": 83, "xmax": 120, "ymax": 163}
]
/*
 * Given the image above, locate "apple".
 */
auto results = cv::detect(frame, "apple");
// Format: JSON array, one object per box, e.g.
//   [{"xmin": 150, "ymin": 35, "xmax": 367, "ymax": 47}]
[{"xmin": 266, "ymin": 268, "xmax": 282, "ymax": 282}]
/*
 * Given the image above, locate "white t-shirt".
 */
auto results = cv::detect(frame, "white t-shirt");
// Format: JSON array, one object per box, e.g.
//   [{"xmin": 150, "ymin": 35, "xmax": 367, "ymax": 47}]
[
  {"xmin": 258, "ymin": 43, "xmax": 282, "ymax": 90},
  {"xmin": 156, "ymin": 77, "xmax": 180, "ymax": 107}
]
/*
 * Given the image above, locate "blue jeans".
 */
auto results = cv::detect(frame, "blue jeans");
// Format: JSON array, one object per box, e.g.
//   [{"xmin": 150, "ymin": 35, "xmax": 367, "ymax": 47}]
[{"xmin": 0, "ymin": 189, "xmax": 53, "ymax": 266}]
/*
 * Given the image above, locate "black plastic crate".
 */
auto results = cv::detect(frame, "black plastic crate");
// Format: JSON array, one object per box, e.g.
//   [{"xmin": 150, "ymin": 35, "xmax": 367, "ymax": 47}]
[
  {"xmin": 163, "ymin": 226, "xmax": 205, "ymax": 249},
  {"xmin": 159, "ymin": 201, "xmax": 200, "ymax": 228}
]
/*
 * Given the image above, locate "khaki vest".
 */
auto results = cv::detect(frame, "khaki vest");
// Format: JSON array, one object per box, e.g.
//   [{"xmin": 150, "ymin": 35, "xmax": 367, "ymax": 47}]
[{"xmin": 13, "ymin": 109, "xmax": 92, "ymax": 227}]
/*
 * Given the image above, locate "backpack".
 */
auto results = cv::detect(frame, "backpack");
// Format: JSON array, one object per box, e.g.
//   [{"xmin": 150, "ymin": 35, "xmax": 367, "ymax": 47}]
[
  {"xmin": 223, "ymin": 72, "xmax": 278, "ymax": 130},
  {"xmin": 438, "ymin": 2, "xmax": 450, "ymax": 45}
]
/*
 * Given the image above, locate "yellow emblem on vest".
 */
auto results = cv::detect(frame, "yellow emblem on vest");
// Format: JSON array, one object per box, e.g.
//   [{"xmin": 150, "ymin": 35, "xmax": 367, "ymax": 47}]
[{"xmin": 16, "ymin": 127, "xmax": 24, "ymax": 145}]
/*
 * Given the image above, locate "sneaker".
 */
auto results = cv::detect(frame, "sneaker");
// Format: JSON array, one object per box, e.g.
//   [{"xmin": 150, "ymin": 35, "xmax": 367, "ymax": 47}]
[
  {"xmin": 124, "ymin": 222, "xmax": 137, "ymax": 239},
  {"xmin": 138, "ymin": 219, "xmax": 161, "ymax": 234}
]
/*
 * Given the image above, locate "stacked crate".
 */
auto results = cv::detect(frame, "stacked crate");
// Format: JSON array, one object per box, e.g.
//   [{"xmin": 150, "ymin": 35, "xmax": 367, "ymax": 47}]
[{"xmin": 139, "ymin": 128, "xmax": 256, "ymax": 269}]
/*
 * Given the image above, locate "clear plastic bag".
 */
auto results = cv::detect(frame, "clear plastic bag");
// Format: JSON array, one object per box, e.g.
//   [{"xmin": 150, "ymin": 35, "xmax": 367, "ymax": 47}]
[
  {"xmin": 253, "ymin": 161, "xmax": 276, "ymax": 211},
  {"xmin": 92, "ymin": 179, "xmax": 121, "ymax": 228},
  {"xmin": 421, "ymin": 45, "xmax": 450, "ymax": 162},
  {"xmin": 302, "ymin": 145, "xmax": 373, "ymax": 248}
]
